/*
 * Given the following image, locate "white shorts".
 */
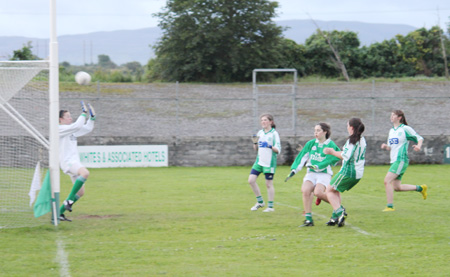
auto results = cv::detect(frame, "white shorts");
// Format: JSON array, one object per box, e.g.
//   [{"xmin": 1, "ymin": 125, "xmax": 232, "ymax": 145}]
[
  {"xmin": 303, "ymin": 172, "xmax": 332, "ymax": 187},
  {"xmin": 63, "ymin": 162, "xmax": 84, "ymax": 183}
]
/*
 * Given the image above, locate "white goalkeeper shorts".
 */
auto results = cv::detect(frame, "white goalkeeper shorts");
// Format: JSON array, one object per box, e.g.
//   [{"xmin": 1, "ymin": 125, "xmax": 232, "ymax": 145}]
[
  {"xmin": 303, "ymin": 172, "xmax": 332, "ymax": 187},
  {"xmin": 62, "ymin": 161, "xmax": 84, "ymax": 180}
]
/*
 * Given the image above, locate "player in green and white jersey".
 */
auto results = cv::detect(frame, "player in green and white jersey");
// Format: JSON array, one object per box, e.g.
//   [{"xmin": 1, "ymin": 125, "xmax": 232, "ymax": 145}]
[
  {"xmin": 380, "ymin": 110, "xmax": 426, "ymax": 212},
  {"xmin": 285, "ymin": 123, "xmax": 341, "ymax": 227},
  {"xmin": 248, "ymin": 114, "xmax": 281, "ymax": 212},
  {"xmin": 323, "ymin": 118, "xmax": 366, "ymax": 227}
]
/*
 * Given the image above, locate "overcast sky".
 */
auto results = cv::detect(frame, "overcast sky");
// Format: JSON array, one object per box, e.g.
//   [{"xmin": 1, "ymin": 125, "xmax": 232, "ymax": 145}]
[{"xmin": 0, "ymin": 0, "xmax": 449, "ymax": 38}]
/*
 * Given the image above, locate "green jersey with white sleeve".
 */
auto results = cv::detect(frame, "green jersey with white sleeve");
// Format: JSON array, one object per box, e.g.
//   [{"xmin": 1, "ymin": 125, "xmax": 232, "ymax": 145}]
[
  {"xmin": 339, "ymin": 137, "xmax": 366, "ymax": 179},
  {"xmin": 255, "ymin": 128, "xmax": 281, "ymax": 168},
  {"xmin": 290, "ymin": 138, "xmax": 341, "ymax": 175},
  {"xmin": 387, "ymin": 124, "xmax": 423, "ymax": 164}
]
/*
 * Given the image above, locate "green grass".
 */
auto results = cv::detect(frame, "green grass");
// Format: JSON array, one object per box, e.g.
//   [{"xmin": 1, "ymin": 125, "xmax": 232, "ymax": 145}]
[{"xmin": 1, "ymin": 165, "xmax": 449, "ymax": 276}]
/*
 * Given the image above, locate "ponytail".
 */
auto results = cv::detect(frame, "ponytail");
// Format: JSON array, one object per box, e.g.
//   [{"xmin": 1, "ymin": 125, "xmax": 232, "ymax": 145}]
[
  {"xmin": 348, "ymin": 118, "xmax": 365, "ymax": 145},
  {"xmin": 393, "ymin": 110, "xmax": 408, "ymax": 125}
]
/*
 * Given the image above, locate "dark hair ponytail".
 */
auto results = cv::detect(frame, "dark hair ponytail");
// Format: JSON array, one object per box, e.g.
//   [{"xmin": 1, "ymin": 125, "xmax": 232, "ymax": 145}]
[
  {"xmin": 348, "ymin": 118, "xmax": 365, "ymax": 145},
  {"xmin": 318, "ymin": 122, "xmax": 331, "ymax": 139},
  {"xmin": 393, "ymin": 110, "xmax": 408, "ymax": 125}
]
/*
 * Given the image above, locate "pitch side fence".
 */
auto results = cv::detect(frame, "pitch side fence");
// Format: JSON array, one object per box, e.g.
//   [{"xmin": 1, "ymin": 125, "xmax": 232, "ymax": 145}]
[
  {"xmin": 52, "ymin": 81, "xmax": 450, "ymax": 138},
  {"xmin": 2, "ymin": 80, "xmax": 450, "ymax": 166}
]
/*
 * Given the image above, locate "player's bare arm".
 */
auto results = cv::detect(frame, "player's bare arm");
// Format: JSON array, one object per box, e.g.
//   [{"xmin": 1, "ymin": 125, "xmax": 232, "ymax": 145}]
[
  {"xmin": 323, "ymin": 147, "xmax": 343, "ymax": 159},
  {"xmin": 412, "ymin": 139, "xmax": 424, "ymax": 152}
]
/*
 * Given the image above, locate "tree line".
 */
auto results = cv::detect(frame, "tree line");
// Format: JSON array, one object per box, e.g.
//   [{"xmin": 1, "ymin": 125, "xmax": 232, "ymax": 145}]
[
  {"xmin": 10, "ymin": 43, "xmax": 144, "ymax": 83},
  {"xmin": 9, "ymin": 0, "xmax": 450, "ymax": 83},
  {"xmin": 147, "ymin": 0, "xmax": 450, "ymax": 82}
]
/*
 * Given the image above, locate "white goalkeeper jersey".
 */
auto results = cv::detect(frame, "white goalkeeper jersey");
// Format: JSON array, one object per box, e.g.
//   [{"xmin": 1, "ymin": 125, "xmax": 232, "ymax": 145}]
[
  {"xmin": 387, "ymin": 124, "xmax": 423, "ymax": 164},
  {"xmin": 256, "ymin": 128, "xmax": 281, "ymax": 167},
  {"xmin": 59, "ymin": 114, "xmax": 94, "ymax": 172}
]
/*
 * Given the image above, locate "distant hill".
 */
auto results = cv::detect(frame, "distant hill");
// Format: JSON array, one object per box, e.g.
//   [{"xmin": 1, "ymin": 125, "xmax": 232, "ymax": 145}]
[
  {"xmin": 0, "ymin": 28, "xmax": 162, "ymax": 66},
  {"xmin": 0, "ymin": 20, "xmax": 416, "ymax": 66}
]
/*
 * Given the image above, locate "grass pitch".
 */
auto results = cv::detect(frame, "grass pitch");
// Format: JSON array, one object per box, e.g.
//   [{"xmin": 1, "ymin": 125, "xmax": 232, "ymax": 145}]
[{"xmin": 0, "ymin": 165, "xmax": 449, "ymax": 276}]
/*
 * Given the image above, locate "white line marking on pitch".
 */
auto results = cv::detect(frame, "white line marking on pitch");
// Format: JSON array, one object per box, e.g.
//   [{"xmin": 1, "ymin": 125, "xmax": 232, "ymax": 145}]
[
  {"xmin": 56, "ymin": 234, "xmax": 71, "ymax": 277},
  {"xmin": 276, "ymin": 202, "xmax": 374, "ymax": 236}
]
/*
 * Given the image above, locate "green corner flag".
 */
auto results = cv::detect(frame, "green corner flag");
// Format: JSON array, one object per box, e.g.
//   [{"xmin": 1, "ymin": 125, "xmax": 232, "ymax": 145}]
[{"xmin": 33, "ymin": 170, "xmax": 52, "ymax": 218}]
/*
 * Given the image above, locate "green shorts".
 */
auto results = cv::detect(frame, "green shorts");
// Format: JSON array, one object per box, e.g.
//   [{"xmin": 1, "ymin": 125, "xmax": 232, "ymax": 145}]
[
  {"xmin": 330, "ymin": 172, "xmax": 360, "ymax": 193},
  {"xmin": 251, "ymin": 162, "xmax": 276, "ymax": 174},
  {"xmin": 388, "ymin": 161, "xmax": 408, "ymax": 180}
]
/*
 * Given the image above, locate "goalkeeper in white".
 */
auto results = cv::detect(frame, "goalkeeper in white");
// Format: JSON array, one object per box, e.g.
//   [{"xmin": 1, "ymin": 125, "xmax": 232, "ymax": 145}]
[{"xmin": 58, "ymin": 101, "xmax": 96, "ymax": 221}]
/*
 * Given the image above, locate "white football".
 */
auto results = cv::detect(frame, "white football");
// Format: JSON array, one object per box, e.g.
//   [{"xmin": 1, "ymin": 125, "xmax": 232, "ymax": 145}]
[{"xmin": 75, "ymin": 71, "xmax": 91, "ymax": 85}]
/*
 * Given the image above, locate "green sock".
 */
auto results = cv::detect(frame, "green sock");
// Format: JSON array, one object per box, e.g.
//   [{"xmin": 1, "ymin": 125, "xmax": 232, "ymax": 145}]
[
  {"xmin": 268, "ymin": 201, "xmax": 274, "ymax": 208},
  {"xmin": 335, "ymin": 206, "xmax": 344, "ymax": 217},
  {"xmin": 416, "ymin": 185, "xmax": 423, "ymax": 192},
  {"xmin": 387, "ymin": 203, "xmax": 394, "ymax": 208},
  {"xmin": 59, "ymin": 203, "xmax": 66, "ymax": 215},
  {"xmin": 305, "ymin": 213, "xmax": 313, "ymax": 221},
  {"xmin": 256, "ymin": 196, "xmax": 264, "ymax": 204},
  {"xmin": 67, "ymin": 177, "xmax": 86, "ymax": 201},
  {"xmin": 74, "ymin": 195, "xmax": 81, "ymax": 203},
  {"xmin": 331, "ymin": 211, "xmax": 337, "ymax": 218},
  {"xmin": 59, "ymin": 195, "xmax": 81, "ymax": 215}
]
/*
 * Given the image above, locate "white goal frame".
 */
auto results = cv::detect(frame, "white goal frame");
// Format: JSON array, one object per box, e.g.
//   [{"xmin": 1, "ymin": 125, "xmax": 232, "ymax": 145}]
[
  {"xmin": 0, "ymin": 0, "xmax": 59, "ymax": 226},
  {"xmin": 49, "ymin": 0, "xmax": 60, "ymax": 226},
  {"xmin": 0, "ymin": 0, "xmax": 60, "ymax": 226},
  {"xmin": 252, "ymin": 69, "xmax": 298, "ymax": 135}
]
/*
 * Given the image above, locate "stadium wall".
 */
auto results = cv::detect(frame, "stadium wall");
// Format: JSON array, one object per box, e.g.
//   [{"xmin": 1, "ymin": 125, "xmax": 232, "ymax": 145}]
[{"xmin": 79, "ymin": 135, "xmax": 450, "ymax": 167}]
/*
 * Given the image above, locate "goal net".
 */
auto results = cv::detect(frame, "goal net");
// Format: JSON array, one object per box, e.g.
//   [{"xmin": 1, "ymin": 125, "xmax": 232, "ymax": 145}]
[{"xmin": 0, "ymin": 61, "xmax": 50, "ymax": 228}]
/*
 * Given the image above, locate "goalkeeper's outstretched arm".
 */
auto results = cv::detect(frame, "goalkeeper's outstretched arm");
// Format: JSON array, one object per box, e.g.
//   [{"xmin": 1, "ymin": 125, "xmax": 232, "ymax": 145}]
[{"xmin": 87, "ymin": 103, "xmax": 96, "ymax": 119}]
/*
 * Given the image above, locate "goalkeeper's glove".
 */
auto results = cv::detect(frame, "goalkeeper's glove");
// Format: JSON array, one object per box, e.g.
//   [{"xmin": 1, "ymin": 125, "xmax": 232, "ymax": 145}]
[
  {"xmin": 87, "ymin": 103, "xmax": 96, "ymax": 120},
  {"xmin": 251, "ymin": 134, "xmax": 258, "ymax": 145},
  {"xmin": 81, "ymin": 101, "xmax": 88, "ymax": 114},
  {"xmin": 285, "ymin": 170, "xmax": 296, "ymax": 182},
  {"xmin": 258, "ymin": 141, "xmax": 272, "ymax": 149},
  {"xmin": 307, "ymin": 164, "xmax": 319, "ymax": 171}
]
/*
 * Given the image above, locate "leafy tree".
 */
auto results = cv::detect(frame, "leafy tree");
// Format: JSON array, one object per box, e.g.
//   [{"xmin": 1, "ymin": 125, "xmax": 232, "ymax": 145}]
[
  {"xmin": 152, "ymin": 0, "xmax": 285, "ymax": 82},
  {"xmin": 123, "ymin": 61, "xmax": 142, "ymax": 73},
  {"xmin": 10, "ymin": 42, "xmax": 40, "ymax": 60},
  {"xmin": 123, "ymin": 61, "xmax": 144, "ymax": 81},
  {"xmin": 396, "ymin": 26, "xmax": 449, "ymax": 76},
  {"xmin": 98, "ymin": 54, "xmax": 117, "ymax": 69},
  {"xmin": 145, "ymin": 58, "xmax": 163, "ymax": 82},
  {"xmin": 359, "ymin": 39, "xmax": 413, "ymax": 78},
  {"xmin": 276, "ymin": 38, "xmax": 307, "ymax": 76},
  {"xmin": 304, "ymin": 30, "xmax": 360, "ymax": 79}
]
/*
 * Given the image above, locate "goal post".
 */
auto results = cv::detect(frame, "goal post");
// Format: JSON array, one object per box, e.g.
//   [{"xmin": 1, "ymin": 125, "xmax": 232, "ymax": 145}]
[
  {"xmin": 0, "ymin": 60, "xmax": 58, "ymax": 228},
  {"xmin": 49, "ymin": 0, "xmax": 60, "ymax": 227},
  {"xmin": 252, "ymin": 69, "xmax": 298, "ymax": 135},
  {"xmin": 0, "ymin": 0, "xmax": 60, "ymax": 228}
]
